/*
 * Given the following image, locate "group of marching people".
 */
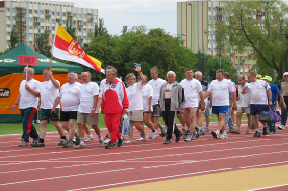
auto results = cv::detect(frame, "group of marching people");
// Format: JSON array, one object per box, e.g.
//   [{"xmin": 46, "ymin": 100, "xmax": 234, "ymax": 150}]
[{"xmin": 12, "ymin": 65, "xmax": 288, "ymax": 149}]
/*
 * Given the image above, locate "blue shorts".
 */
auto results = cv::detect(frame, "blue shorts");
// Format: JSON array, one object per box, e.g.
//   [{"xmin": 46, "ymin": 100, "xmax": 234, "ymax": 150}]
[
  {"xmin": 250, "ymin": 104, "xmax": 269, "ymax": 115},
  {"xmin": 212, "ymin": 106, "xmax": 228, "ymax": 114}
]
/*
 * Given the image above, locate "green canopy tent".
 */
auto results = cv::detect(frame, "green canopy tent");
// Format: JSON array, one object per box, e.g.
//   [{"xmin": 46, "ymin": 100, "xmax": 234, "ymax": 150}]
[
  {"xmin": 0, "ymin": 43, "xmax": 82, "ymax": 74},
  {"xmin": 0, "ymin": 43, "xmax": 82, "ymax": 123}
]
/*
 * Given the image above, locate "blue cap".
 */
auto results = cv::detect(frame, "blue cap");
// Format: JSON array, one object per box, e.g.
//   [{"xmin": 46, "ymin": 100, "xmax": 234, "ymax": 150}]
[{"xmin": 132, "ymin": 63, "xmax": 142, "ymax": 67}]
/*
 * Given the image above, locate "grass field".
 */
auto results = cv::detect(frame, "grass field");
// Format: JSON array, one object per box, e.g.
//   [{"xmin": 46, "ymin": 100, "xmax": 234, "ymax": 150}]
[{"xmin": 0, "ymin": 114, "xmax": 248, "ymax": 135}]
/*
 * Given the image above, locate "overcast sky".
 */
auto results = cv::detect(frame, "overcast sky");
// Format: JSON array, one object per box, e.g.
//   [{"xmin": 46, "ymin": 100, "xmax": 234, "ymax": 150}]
[
  {"xmin": 61, "ymin": 0, "xmax": 179, "ymax": 36},
  {"xmin": 62, "ymin": 0, "xmax": 288, "ymax": 36}
]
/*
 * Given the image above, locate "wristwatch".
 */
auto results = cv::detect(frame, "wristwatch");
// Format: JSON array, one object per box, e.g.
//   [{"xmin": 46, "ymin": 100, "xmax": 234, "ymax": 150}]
[{"xmin": 92, "ymin": 108, "xmax": 96, "ymax": 111}]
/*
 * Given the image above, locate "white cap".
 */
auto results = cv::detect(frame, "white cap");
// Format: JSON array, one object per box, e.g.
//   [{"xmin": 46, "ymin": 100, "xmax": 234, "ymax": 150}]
[{"xmin": 283, "ymin": 72, "xmax": 288, "ymax": 76}]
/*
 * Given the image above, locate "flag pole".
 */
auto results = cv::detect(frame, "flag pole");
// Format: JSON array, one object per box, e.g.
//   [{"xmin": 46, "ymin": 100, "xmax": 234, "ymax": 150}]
[
  {"xmin": 50, "ymin": 54, "xmax": 53, "ymax": 69},
  {"xmin": 26, "ymin": 65, "xmax": 28, "ymax": 84}
]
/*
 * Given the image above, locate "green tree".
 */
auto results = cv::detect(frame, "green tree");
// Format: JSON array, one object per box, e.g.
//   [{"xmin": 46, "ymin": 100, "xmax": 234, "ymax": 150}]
[
  {"xmin": 215, "ymin": 0, "xmax": 288, "ymax": 79},
  {"xmin": 94, "ymin": 18, "xmax": 108, "ymax": 37},
  {"xmin": 66, "ymin": 18, "xmax": 77, "ymax": 40},
  {"xmin": 34, "ymin": 30, "xmax": 51, "ymax": 58},
  {"xmin": 9, "ymin": 26, "xmax": 19, "ymax": 50},
  {"xmin": 0, "ymin": 48, "xmax": 9, "ymax": 56}
]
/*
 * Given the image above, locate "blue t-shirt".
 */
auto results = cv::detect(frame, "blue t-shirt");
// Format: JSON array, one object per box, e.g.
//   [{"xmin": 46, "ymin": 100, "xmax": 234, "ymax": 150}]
[{"xmin": 268, "ymin": 84, "xmax": 281, "ymax": 102}]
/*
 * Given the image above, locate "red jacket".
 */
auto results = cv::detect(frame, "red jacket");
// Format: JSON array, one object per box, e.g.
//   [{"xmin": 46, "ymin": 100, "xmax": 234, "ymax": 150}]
[{"xmin": 101, "ymin": 79, "xmax": 129, "ymax": 114}]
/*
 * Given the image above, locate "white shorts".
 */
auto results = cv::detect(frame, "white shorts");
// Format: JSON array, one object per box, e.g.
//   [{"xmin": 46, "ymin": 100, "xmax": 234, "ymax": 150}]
[{"xmin": 237, "ymin": 107, "xmax": 250, "ymax": 114}]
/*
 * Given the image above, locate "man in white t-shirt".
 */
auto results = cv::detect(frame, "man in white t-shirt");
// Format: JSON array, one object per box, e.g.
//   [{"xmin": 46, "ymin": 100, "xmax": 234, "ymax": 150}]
[
  {"xmin": 230, "ymin": 76, "xmax": 252, "ymax": 134},
  {"xmin": 204, "ymin": 69, "xmax": 237, "ymax": 139},
  {"xmin": 148, "ymin": 67, "xmax": 167, "ymax": 138},
  {"xmin": 30, "ymin": 68, "xmax": 66, "ymax": 147},
  {"xmin": 76, "ymin": 71, "xmax": 104, "ymax": 149},
  {"xmin": 180, "ymin": 68, "xmax": 205, "ymax": 141},
  {"xmin": 11, "ymin": 67, "xmax": 40, "ymax": 147},
  {"xmin": 242, "ymin": 72, "xmax": 272, "ymax": 137},
  {"xmin": 52, "ymin": 72, "xmax": 81, "ymax": 148}
]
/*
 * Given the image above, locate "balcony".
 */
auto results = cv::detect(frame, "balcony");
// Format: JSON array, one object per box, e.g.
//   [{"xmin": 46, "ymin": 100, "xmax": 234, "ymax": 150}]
[
  {"xmin": 17, "ymin": 27, "xmax": 26, "ymax": 32},
  {"xmin": 19, "ymin": 36, "xmax": 26, "ymax": 41},
  {"xmin": 16, "ymin": 21, "xmax": 26, "ymax": 25},
  {"xmin": 78, "ymin": 37, "xmax": 83, "ymax": 43},
  {"xmin": 67, "ymin": 12, "xmax": 73, "ymax": 18},
  {"xmin": 87, "ymin": 18, "xmax": 93, "ymax": 22},
  {"xmin": 17, "ymin": 12, "xmax": 26, "ymax": 17},
  {"xmin": 46, "ymin": 29, "xmax": 51, "ymax": 33},
  {"xmin": 78, "ymin": 21, "xmax": 83, "ymax": 27},
  {"xmin": 46, "ymin": 14, "xmax": 51, "ymax": 18},
  {"xmin": 33, "ymin": 22, "xmax": 40, "ymax": 26},
  {"xmin": 216, "ymin": 11, "xmax": 223, "ymax": 17}
]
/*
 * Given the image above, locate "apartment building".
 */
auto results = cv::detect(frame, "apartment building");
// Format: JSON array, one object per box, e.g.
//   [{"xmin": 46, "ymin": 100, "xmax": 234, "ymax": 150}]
[
  {"xmin": 177, "ymin": 1, "xmax": 256, "ymax": 77},
  {"xmin": 0, "ymin": 0, "xmax": 98, "ymax": 52}
]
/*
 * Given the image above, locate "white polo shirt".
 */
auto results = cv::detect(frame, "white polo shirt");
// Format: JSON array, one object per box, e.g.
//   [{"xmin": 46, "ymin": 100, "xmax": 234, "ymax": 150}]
[
  {"xmin": 58, "ymin": 82, "xmax": 81, "ymax": 111},
  {"xmin": 148, "ymin": 78, "xmax": 166, "ymax": 105},
  {"xmin": 19, "ymin": 79, "xmax": 41, "ymax": 109},
  {"xmin": 245, "ymin": 79, "xmax": 270, "ymax": 105},
  {"xmin": 142, "ymin": 84, "xmax": 153, "ymax": 112},
  {"xmin": 126, "ymin": 82, "xmax": 143, "ymax": 111},
  {"xmin": 78, "ymin": 82, "xmax": 100, "ymax": 113},
  {"xmin": 40, "ymin": 80, "xmax": 60, "ymax": 109},
  {"xmin": 237, "ymin": 83, "xmax": 251, "ymax": 108},
  {"xmin": 180, "ymin": 79, "xmax": 203, "ymax": 108},
  {"xmin": 207, "ymin": 79, "xmax": 235, "ymax": 106}
]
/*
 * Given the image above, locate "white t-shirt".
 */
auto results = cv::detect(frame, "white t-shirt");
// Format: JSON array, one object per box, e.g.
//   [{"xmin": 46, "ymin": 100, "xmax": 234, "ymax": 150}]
[
  {"xmin": 58, "ymin": 82, "xmax": 81, "ymax": 111},
  {"xmin": 245, "ymin": 79, "xmax": 270, "ymax": 105},
  {"xmin": 207, "ymin": 79, "xmax": 235, "ymax": 106},
  {"xmin": 126, "ymin": 82, "xmax": 143, "ymax": 111},
  {"xmin": 78, "ymin": 82, "xmax": 100, "ymax": 113},
  {"xmin": 99, "ymin": 77, "xmax": 121, "ymax": 98},
  {"xmin": 148, "ymin": 78, "xmax": 166, "ymax": 105},
  {"xmin": 142, "ymin": 84, "xmax": 153, "ymax": 112},
  {"xmin": 180, "ymin": 79, "xmax": 203, "ymax": 108},
  {"xmin": 165, "ymin": 83, "xmax": 173, "ymax": 99},
  {"xmin": 237, "ymin": 83, "xmax": 251, "ymax": 108},
  {"xmin": 40, "ymin": 80, "xmax": 60, "ymax": 109},
  {"xmin": 19, "ymin": 79, "xmax": 41, "ymax": 109}
]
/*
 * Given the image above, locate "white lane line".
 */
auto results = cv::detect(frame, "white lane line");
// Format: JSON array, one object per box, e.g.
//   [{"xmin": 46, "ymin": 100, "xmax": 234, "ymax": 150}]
[
  {"xmin": 0, "ymin": 168, "xmax": 46, "ymax": 174},
  {"xmin": 0, "ymin": 168, "xmax": 134, "ymax": 186},
  {"xmin": 239, "ymin": 161, "xmax": 288, "ymax": 169},
  {"xmin": 142, "ymin": 151, "xmax": 288, "ymax": 169},
  {"xmin": 66, "ymin": 168, "xmax": 233, "ymax": 191},
  {"xmin": 0, "ymin": 139, "xmax": 269, "ymax": 161},
  {"xmin": 247, "ymin": 183, "xmax": 288, "ymax": 191}
]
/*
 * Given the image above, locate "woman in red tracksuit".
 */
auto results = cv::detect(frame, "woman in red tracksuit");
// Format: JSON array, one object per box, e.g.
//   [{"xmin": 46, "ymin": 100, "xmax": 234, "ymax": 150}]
[{"xmin": 101, "ymin": 68, "xmax": 129, "ymax": 149}]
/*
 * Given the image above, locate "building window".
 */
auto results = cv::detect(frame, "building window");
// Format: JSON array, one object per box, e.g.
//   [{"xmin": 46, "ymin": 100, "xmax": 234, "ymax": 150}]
[
  {"xmin": 62, "ymin": 12, "xmax": 66, "ymax": 16},
  {"xmin": 6, "ymin": 8, "xmax": 10, "ymax": 12},
  {"xmin": 6, "ymin": 16, "xmax": 10, "ymax": 20},
  {"xmin": 83, "ymin": 14, "xmax": 86, "ymax": 18},
  {"xmin": 46, "ymin": 26, "xmax": 50, "ymax": 30},
  {"xmin": 57, "ymin": 12, "xmax": 60, "ymax": 16},
  {"xmin": 41, "ymin": 26, "xmax": 44, "ymax": 29},
  {"xmin": 83, "ymin": 22, "xmax": 86, "ymax": 25},
  {"xmin": 29, "ymin": 18, "xmax": 32, "ymax": 22},
  {"xmin": 29, "ymin": 26, "xmax": 33, "ymax": 29},
  {"xmin": 63, "ymin": 20, "xmax": 67, "ymax": 24},
  {"xmin": 41, "ymin": 10, "xmax": 44, "ymax": 14},
  {"xmin": 52, "ymin": 11, "xmax": 55, "ymax": 15},
  {"xmin": 78, "ymin": 28, "xmax": 81, "ymax": 32},
  {"xmin": 52, "ymin": 26, "xmax": 55, "ymax": 30},
  {"xmin": 236, "ymin": 56, "xmax": 238, "ymax": 60},
  {"xmin": 94, "ymin": 15, "xmax": 97, "ymax": 18},
  {"xmin": 41, "ymin": 19, "xmax": 44, "ymax": 22},
  {"xmin": 6, "ymin": 24, "xmax": 10, "ymax": 28},
  {"xmin": 73, "ymin": 13, "xmax": 76, "ymax": 17},
  {"xmin": 7, "ymin": 32, "xmax": 11, "ymax": 35},
  {"xmin": 7, "ymin": 40, "xmax": 11, "ymax": 45},
  {"xmin": 34, "ymin": 10, "xmax": 37, "ymax": 14},
  {"xmin": 29, "ymin": 33, "xmax": 33, "ymax": 37}
]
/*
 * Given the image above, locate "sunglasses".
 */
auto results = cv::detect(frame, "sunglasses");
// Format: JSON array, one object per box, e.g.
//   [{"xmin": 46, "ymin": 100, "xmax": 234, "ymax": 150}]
[{"xmin": 284, "ymin": 76, "xmax": 288, "ymax": 78}]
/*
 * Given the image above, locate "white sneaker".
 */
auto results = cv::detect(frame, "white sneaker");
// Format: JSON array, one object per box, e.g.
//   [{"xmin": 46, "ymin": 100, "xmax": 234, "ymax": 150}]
[
  {"xmin": 136, "ymin": 137, "xmax": 144, "ymax": 141},
  {"xmin": 104, "ymin": 138, "xmax": 110, "ymax": 144},
  {"xmin": 99, "ymin": 137, "xmax": 104, "ymax": 147},
  {"xmin": 85, "ymin": 137, "xmax": 92, "ymax": 142},
  {"xmin": 278, "ymin": 125, "xmax": 285, "ymax": 130},
  {"xmin": 211, "ymin": 130, "xmax": 220, "ymax": 139},
  {"xmin": 219, "ymin": 132, "xmax": 228, "ymax": 139},
  {"xmin": 150, "ymin": 131, "xmax": 157, "ymax": 139}
]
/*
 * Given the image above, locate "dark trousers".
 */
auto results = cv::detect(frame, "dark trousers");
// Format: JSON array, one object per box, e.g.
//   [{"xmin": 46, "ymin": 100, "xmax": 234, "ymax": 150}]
[
  {"xmin": 162, "ymin": 99, "xmax": 181, "ymax": 140},
  {"xmin": 20, "ymin": 107, "xmax": 39, "ymax": 142},
  {"xmin": 281, "ymin": 96, "xmax": 288, "ymax": 125}
]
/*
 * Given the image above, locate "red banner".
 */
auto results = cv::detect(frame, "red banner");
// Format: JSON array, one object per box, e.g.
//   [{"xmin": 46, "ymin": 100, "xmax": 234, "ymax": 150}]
[{"xmin": 18, "ymin": 56, "xmax": 37, "ymax": 65}]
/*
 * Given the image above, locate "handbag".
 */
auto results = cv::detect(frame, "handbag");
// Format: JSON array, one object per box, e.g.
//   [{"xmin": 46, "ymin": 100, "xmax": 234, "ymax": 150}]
[
  {"xmin": 120, "ymin": 114, "xmax": 130, "ymax": 135},
  {"xmin": 258, "ymin": 106, "xmax": 281, "ymax": 123}
]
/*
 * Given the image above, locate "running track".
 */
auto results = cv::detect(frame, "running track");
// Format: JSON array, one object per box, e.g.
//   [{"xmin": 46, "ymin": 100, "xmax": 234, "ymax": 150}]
[{"xmin": 0, "ymin": 122, "xmax": 288, "ymax": 191}]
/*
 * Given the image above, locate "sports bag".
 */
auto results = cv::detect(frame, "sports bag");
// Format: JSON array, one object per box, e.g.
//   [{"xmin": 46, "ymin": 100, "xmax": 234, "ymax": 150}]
[
  {"xmin": 120, "ymin": 114, "xmax": 130, "ymax": 135},
  {"xmin": 258, "ymin": 106, "xmax": 281, "ymax": 123}
]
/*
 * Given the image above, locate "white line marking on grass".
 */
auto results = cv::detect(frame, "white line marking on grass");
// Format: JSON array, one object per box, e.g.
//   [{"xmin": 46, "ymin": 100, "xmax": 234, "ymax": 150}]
[
  {"xmin": 0, "ymin": 168, "xmax": 134, "ymax": 186},
  {"xmin": 66, "ymin": 168, "xmax": 233, "ymax": 191}
]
